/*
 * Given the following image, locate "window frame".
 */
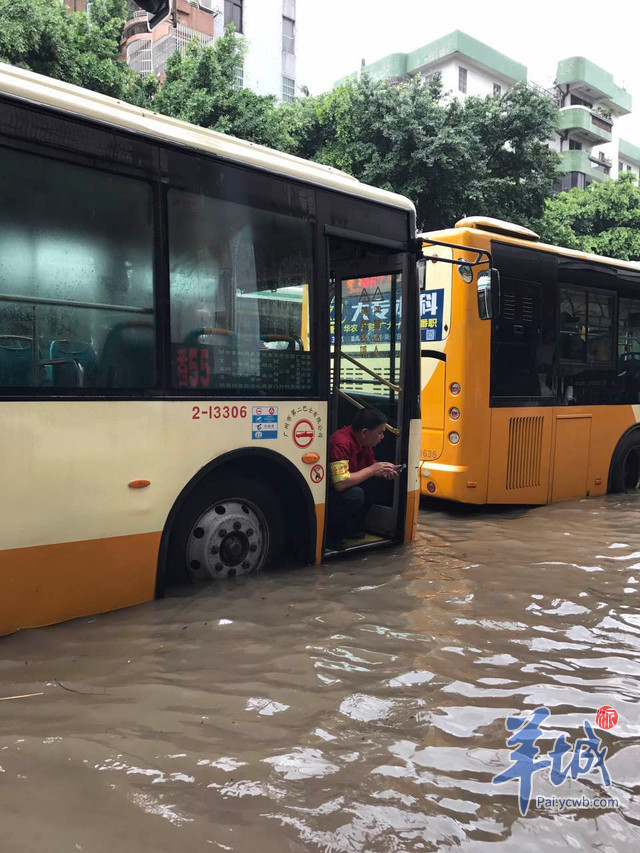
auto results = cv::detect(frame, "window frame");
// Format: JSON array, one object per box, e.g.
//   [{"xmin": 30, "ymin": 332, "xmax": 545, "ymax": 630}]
[
  {"xmin": 224, "ymin": 0, "xmax": 243, "ymax": 33},
  {"xmin": 558, "ymin": 284, "xmax": 616, "ymax": 367},
  {"xmin": 282, "ymin": 76, "xmax": 295, "ymax": 103},
  {"xmin": 282, "ymin": 16, "xmax": 295, "ymax": 53},
  {"xmin": 164, "ymin": 149, "xmax": 320, "ymax": 399},
  {"xmin": 0, "ymin": 100, "xmax": 165, "ymax": 399},
  {"xmin": 458, "ymin": 66, "xmax": 467, "ymax": 94}
]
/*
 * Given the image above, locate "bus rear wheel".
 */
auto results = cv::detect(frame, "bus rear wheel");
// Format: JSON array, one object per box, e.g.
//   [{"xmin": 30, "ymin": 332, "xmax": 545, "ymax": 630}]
[
  {"xmin": 169, "ymin": 476, "xmax": 284, "ymax": 582},
  {"xmin": 610, "ymin": 432, "xmax": 640, "ymax": 493}
]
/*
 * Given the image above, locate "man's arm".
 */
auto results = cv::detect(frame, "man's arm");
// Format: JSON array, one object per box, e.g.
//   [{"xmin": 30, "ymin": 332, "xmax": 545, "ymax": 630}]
[{"xmin": 332, "ymin": 460, "xmax": 397, "ymax": 492}]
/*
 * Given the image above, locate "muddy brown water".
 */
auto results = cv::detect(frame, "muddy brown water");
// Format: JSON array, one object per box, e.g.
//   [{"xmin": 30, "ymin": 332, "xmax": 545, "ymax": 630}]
[{"xmin": 1, "ymin": 496, "xmax": 640, "ymax": 852}]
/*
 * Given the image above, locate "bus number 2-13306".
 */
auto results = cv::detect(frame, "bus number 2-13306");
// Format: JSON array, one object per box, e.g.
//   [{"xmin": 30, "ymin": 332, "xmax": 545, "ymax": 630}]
[{"xmin": 192, "ymin": 405, "xmax": 248, "ymax": 420}]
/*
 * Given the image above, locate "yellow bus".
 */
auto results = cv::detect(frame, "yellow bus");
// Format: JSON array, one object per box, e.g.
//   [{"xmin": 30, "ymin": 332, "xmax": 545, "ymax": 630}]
[
  {"xmin": 418, "ymin": 216, "xmax": 640, "ymax": 505},
  {"xmin": 0, "ymin": 64, "xmax": 422, "ymax": 636}
]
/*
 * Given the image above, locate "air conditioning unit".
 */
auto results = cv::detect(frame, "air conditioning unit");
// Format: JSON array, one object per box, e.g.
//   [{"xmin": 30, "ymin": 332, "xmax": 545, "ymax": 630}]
[{"xmin": 199, "ymin": 0, "xmax": 216, "ymax": 11}]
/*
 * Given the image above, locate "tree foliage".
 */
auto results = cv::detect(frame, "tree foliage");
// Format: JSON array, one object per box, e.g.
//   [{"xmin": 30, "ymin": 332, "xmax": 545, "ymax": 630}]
[
  {"xmin": 0, "ymin": 3, "xmax": 562, "ymax": 230},
  {"xmin": 538, "ymin": 173, "xmax": 640, "ymax": 260},
  {"xmin": 0, "ymin": 0, "xmax": 144, "ymax": 102},
  {"xmin": 152, "ymin": 28, "xmax": 287, "ymax": 149},
  {"xmin": 280, "ymin": 74, "xmax": 561, "ymax": 231}
]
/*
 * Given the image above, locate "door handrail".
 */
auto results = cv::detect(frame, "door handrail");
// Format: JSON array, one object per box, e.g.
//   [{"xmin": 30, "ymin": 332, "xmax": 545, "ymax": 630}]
[
  {"xmin": 337, "ymin": 389, "xmax": 400, "ymax": 435},
  {"xmin": 341, "ymin": 352, "xmax": 402, "ymax": 394}
]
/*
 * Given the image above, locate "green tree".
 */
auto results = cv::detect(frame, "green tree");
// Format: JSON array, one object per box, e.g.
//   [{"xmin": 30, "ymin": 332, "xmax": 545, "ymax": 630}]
[
  {"xmin": 280, "ymin": 74, "xmax": 561, "ymax": 231},
  {"xmin": 152, "ymin": 27, "xmax": 286, "ymax": 149},
  {"xmin": 0, "ymin": 0, "xmax": 145, "ymax": 102},
  {"xmin": 538, "ymin": 173, "xmax": 640, "ymax": 260}
]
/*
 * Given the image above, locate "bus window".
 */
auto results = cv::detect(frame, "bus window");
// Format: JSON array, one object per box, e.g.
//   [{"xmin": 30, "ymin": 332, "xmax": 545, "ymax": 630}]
[
  {"xmin": 559, "ymin": 288, "xmax": 586, "ymax": 361},
  {"xmin": 168, "ymin": 189, "xmax": 314, "ymax": 394},
  {"xmin": 0, "ymin": 146, "xmax": 155, "ymax": 389},
  {"xmin": 618, "ymin": 298, "xmax": 640, "ymax": 401},
  {"xmin": 587, "ymin": 291, "xmax": 614, "ymax": 363}
]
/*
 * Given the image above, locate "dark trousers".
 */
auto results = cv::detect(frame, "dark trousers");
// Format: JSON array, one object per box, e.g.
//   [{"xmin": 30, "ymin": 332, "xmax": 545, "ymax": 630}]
[{"xmin": 327, "ymin": 481, "xmax": 374, "ymax": 542}]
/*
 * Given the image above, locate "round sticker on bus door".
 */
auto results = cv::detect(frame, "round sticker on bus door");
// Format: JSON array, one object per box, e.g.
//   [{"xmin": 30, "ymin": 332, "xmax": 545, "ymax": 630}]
[{"xmin": 293, "ymin": 419, "xmax": 315, "ymax": 448}]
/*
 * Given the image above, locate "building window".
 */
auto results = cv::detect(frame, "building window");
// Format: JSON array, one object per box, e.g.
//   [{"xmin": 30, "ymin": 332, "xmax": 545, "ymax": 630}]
[
  {"xmin": 235, "ymin": 65, "xmax": 244, "ymax": 90},
  {"xmin": 224, "ymin": 0, "xmax": 243, "ymax": 33},
  {"xmin": 628, "ymin": 165, "xmax": 633, "ymax": 172},
  {"xmin": 282, "ymin": 17, "xmax": 295, "ymax": 53},
  {"xmin": 493, "ymin": 83, "xmax": 501, "ymax": 97},
  {"xmin": 569, "ymin": 139, "xmax": 582, "ymax": 150},
  {"xmin": 282, "ymin": 76, "xmax": 295, "ymax": 103},
  {"xmin": 619, "ymin": 161, "xmax": 624, "ymax": 172},
  {"xmin": 458, "ymin": 66, "xmax": 467, "ymax": 94}
]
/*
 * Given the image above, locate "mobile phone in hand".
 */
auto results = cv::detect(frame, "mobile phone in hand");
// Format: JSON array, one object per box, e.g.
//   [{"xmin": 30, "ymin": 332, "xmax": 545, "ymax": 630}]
[{"xmin": 395, "ymin": 463, "xmax": 407, "ymax": 471}]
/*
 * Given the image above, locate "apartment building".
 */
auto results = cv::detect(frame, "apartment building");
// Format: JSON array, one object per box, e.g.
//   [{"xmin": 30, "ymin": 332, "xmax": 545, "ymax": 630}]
[
  {"xmin": 345, "ymin": 31, "xmax": 638, "ymax": 191},
  {"xmin": 63, "ymin": 0, "xmax": 297, "ymax": 102}
]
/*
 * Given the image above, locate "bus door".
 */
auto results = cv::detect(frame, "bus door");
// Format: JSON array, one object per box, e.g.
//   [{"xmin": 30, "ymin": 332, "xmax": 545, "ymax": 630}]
[{"xmin": 329, "ymin": 250, "xmax": 410, "ymax": 545}]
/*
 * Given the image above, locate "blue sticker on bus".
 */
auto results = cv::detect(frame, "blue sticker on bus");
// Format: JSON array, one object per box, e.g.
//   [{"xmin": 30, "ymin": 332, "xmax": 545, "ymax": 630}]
[
  {"xmin": 420, "ymin": 288, "xmax": 444, "ymax": 342},
  {"xmin": 252, "ymin": 406, "xmax": 278, "ymax": 440}
]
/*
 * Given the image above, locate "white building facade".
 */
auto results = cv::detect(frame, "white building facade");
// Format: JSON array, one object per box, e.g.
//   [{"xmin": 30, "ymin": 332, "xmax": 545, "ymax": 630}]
[{"xmin": 346, "ymin": 31, "xmax": 638, "ymax": 192}]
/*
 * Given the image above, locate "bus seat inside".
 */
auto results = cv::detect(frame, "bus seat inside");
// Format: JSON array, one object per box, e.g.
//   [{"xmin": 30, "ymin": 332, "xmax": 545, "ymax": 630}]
[
  {"xmin": 100, "ymin": 322, "xmax": 155, "ymax": 388},
  {"xmin": 49, "ymin": 340, "xmax": 98, "ymax": 387},
  {"xmin": 0, "ymin": 335, "xmax": 36, "ymax": 386}
]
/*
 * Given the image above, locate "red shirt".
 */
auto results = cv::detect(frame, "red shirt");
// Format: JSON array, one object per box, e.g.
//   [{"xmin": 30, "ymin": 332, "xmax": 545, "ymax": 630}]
[{"xmin": 329, "ymin": 425, "xmax": 375, "ymax": 479}]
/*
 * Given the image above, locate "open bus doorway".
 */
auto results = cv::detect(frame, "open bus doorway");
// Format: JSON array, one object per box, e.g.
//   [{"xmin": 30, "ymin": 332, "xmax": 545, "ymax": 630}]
[{"xmin": 326, "ymin": 236, "xmax": 410, "ymax": 555}]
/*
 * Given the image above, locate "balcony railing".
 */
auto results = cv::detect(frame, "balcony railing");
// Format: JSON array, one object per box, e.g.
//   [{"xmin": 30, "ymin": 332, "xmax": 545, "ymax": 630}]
[{"xmin": 131, "ymin": 9, "xmax": 149, "ymax": 19}]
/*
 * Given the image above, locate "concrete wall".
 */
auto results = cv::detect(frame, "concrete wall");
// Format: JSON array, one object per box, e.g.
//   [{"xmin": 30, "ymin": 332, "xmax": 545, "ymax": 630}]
[
  {"xmin": 423, "ymin": 58, "xmax": 516, "ymax": 100},
  {"xmin": 243, "ymin": 0, "xmax": 296, "ymax": 100}
]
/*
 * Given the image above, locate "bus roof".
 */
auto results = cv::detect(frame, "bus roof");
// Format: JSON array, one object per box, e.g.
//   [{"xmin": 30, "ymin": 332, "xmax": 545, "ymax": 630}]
[
  {"xmin": 0, "ymin": 62, "xmax": 415, "ymax": 216},
  {"xmin": 419, "ymin": 217, "xmax": 640, "ymax": 274}
]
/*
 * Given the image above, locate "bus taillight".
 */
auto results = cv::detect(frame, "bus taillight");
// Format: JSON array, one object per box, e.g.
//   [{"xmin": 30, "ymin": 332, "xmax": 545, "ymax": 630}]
[
  {"xmin": 427, "ymin": 481, "xmax": 436, "ymax": 494},
  {"xmin": 450, "ymin": 382, "xmax": 461, "ymax": 396},
  {"xmin": 448, "ymin": 431, "xmax": 460, "ymax": 445},
  {"xmin": 449, "ymin": 407, "xmax": 461, "ymax": 421}
]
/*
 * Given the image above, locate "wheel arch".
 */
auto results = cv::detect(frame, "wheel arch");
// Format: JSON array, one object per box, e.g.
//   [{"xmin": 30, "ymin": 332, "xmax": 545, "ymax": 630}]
[
  {"xmin": 155, "ymin": 447, "xmax": 317, "ymax": 596},
  {"xmin": 607, "ymin": 423, "xmax": 640, "ymax": 492}
]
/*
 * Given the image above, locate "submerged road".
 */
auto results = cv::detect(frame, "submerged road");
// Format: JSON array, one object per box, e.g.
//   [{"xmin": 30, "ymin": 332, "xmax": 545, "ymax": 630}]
[{"xmin": 1, "ymin": 496, "xmax": 639, "ymax": 851}]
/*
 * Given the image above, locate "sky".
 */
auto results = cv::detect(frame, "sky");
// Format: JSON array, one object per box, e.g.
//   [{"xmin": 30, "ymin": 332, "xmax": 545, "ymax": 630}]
[{"xmin": 296, "ymin": 0, "xmax": 640, "ymax": 142}]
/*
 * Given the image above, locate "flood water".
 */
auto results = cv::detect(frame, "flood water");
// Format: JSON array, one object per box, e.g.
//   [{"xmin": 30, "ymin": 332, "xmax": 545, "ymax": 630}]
[{"xmin": 1, "ymin": 496, "xmax": 640, "ymax": 852}]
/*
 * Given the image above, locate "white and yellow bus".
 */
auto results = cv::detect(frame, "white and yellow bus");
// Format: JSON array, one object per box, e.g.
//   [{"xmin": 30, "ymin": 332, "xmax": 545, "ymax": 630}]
[
  {"xmin": 0, "ymin": 64, "xmax": 422, "ymax": 636},
  {"xmin": 418, "ymin": 216, "xmax": 640, "ymax": 504}
]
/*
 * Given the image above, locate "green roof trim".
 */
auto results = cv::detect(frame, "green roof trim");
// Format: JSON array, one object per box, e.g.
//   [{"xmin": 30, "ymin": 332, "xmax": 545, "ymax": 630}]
[
  {"xmin": 619, "ymin": 139, "xmax": 640, "ymax": 166},
  {"xmin": 556, "ymin": 57, "xmax": 632, "ymax": 114},
  {"xmin": 406, "ymin": 31, "xmax": 527, "ymax": 84},
  {"xmin": 339, "ymin": 30, "xmax": 527, "ymax": 88}
]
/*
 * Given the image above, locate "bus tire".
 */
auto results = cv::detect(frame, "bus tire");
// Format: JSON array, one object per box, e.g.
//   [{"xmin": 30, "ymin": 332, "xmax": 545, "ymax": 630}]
[
  {"xmin": 168, "ymin": 475, "xmax": 285, "ymax": 583},
  {"xmin": 609, "ymin": 430, "xmax": 640, "ymax": 493}
]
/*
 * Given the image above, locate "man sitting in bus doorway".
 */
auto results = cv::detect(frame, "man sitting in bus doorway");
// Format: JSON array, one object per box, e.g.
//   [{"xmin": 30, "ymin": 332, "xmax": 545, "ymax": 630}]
[{"xmin": 327, "ymin": 407, "xmax": 400, "ymax": 550}]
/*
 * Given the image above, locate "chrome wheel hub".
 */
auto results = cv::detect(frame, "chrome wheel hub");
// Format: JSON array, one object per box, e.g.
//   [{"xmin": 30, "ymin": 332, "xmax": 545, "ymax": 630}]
[{"xmin": 187, "ymin": 498, "xmax": 268, "ymax": 580}]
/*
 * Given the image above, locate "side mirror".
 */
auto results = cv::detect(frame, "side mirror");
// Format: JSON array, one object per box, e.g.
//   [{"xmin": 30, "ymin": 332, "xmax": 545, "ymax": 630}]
[
  {"xmin": 416, "ymin": 258, "xmax": 427, "ymax": 290},
  {"xmin": 477, "ymin": 268, "xmax": 500, "ymax": 320},
  {"xmin": 134, "ymin": 1, "xmax": 171, "ymax": 29}
]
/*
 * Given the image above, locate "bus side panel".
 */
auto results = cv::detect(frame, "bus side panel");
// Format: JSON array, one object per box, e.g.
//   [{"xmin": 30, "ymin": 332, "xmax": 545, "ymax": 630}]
[
  {"xmin": 0, "ymin": 533, "xmax": 160, "ymax": 637},
  {"xmin": 487, "ymin": 407, "xmax": 554, "ymax": 504},
  {"xmin": 421, "ymin": 357, "xmax": 445, "ymax": 461},
  {"xmin": 561, "ymin": 404, "xmax": 638, "ymax": 499},
  {"xmin": 0, "ymin": 400, "xmax": 327, "ymax": 636},
  {"xmin": 404, "ymin": 417, "xmax": 422, "ymax": 542}
]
